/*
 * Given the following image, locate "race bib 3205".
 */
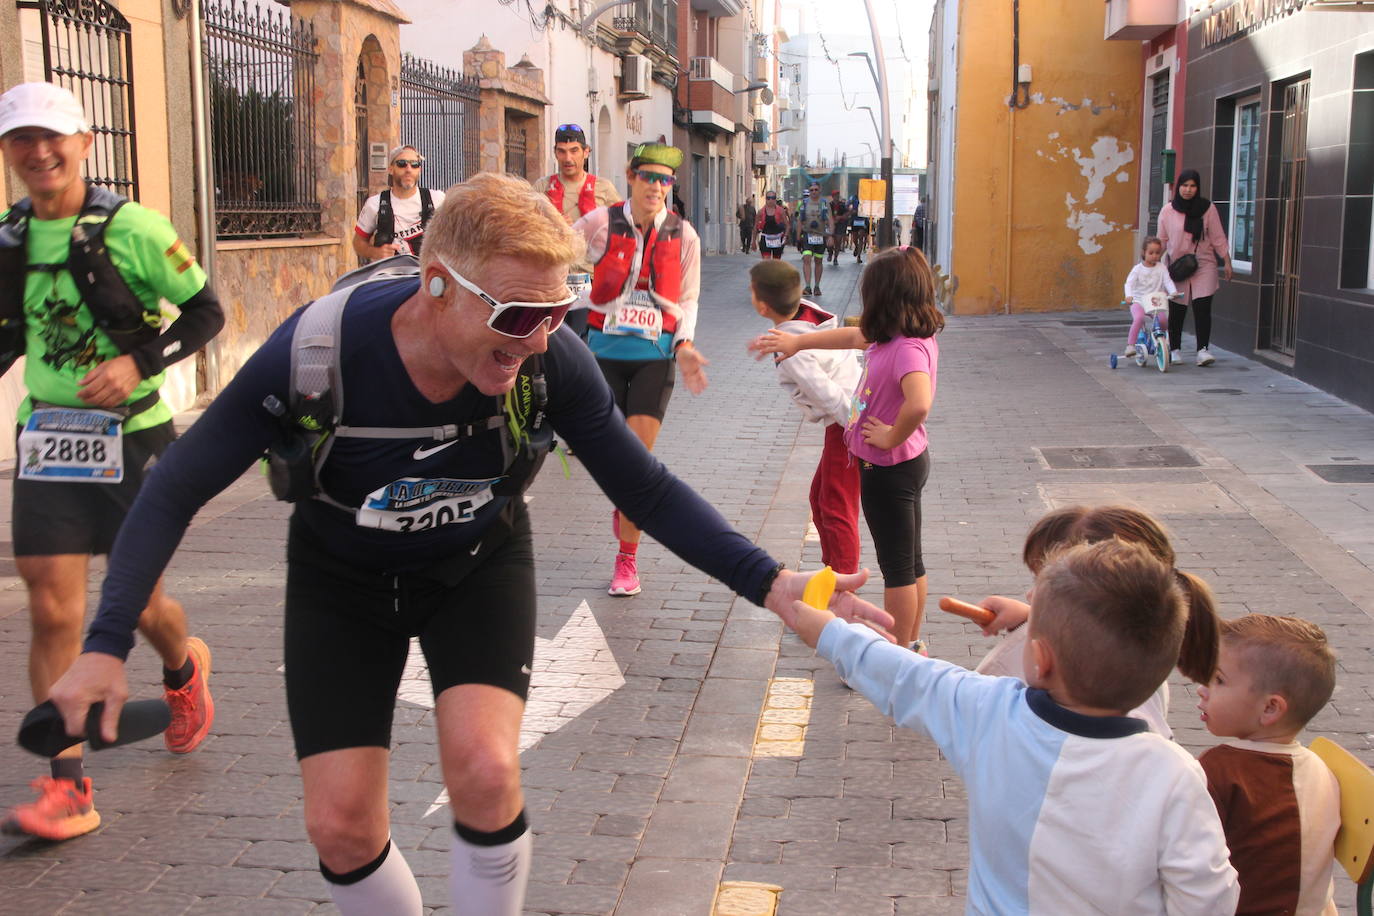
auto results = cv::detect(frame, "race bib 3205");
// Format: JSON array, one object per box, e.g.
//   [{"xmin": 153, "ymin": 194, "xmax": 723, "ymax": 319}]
[{"xmin": 356, "ymin": 476, "xmax": 498, "ymax": 532}]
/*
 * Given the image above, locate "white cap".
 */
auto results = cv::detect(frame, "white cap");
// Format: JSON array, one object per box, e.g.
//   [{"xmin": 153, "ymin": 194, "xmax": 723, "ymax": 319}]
[{"xmin": 0, "ymin": 82, "xmax": 90, "ymax": 138}]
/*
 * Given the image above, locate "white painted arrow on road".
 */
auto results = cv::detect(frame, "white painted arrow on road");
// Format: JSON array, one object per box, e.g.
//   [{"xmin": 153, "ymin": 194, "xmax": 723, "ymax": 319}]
[{"xmin": 398, "ymin": 599, "xmax": 625, "ymax": 818}]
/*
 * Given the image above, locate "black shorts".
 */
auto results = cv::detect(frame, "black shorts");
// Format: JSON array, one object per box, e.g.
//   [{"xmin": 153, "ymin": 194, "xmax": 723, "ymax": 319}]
[
  {"xmin": 283, "ymin": 500, "xmax": 536, "ymax": 759},
  {"xmin": 596, "ymin": 356, "xmax": 675, "ymax": 422},
  {"xmin": 859, "ymin": 449, "xmax": 931, "ymax": 587},
  {"xmin": 801, "ymin": 240, "xmax": 826, "ymax": 258},
  {"xmin": 759, "ymin": 245, "xmax": 784, "ymax": 260},
  {"xmin": 12, "ymin": 420, "xmax": 176, "ymax": 557}
]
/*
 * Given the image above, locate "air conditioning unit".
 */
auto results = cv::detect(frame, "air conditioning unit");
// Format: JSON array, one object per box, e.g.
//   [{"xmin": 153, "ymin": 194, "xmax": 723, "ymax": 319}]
[{"xmin": 620, "ymin": 55, "xmax": 652, "ymax": 99}]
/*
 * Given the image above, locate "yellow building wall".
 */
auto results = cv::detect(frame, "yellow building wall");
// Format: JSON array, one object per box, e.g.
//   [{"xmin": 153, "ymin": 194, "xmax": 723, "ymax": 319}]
[
  {"xmin": 124, "ymin": 0, "xmax": 171, "ymax": 218},
  {"xmin": 951, "ymin": 0, "xmax": 1142, "ymax": 314}
]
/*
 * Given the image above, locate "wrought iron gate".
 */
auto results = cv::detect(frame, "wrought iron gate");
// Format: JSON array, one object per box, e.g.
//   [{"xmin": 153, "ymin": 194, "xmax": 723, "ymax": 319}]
[
  {"xmin": 355, "ymin": 58, "xmax": 370, "ymax": 211},
  {"xmin": 1272, "ymin": 79, "xmax": 1309, "ymax": 358},
  {"xmin": 399, "ymin": 53, "xmax": 480, "ymax": 190},
  {"xmin": 18, "ymin": 0, "xmax": 138, "ymax": 197}
]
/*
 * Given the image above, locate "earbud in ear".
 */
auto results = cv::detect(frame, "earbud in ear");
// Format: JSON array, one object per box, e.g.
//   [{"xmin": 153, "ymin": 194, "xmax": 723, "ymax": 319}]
[{"xmin": 428, "ymin": 275, "xmax": 445, "ymax": 298}]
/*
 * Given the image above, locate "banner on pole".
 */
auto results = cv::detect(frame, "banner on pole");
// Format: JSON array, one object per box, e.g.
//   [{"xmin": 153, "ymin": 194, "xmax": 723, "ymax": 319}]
[{"xmin": 859, "ymin": 178, "xmax": 886, "ymax": 218}]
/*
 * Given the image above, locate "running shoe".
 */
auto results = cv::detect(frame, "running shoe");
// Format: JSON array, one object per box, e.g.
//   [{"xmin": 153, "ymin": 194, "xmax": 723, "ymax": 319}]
[
  {"xmin": 1123, "ymin": 345, "xmax": 1138, "ymax": 358},
  {"xmin": 1, "ymin": 776, "xmax": 100, "ymax": 841},
  {"xmin": 164, "ymin": 636, "xmax": 214, "ymax": 754},
  {"xmin": 608, "ymin": 552, "xmax": 642, "ymax": 597},
  {"xmin": 813, "ymin": 286, "xmax": 822, "ymax": 296},
  {"xmin": 803, "ymin": 286, "xmax": 812, "ymax": 296},
  {"xmin": 1196, "ymin": 348, "xmax": 1215, "ymax": 366}
]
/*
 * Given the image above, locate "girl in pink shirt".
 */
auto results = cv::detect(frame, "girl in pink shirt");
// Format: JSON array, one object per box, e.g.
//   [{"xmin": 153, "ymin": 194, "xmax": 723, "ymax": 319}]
[{"xmin": 750, "ymin": 247, "xmax": 942, "ymax": 649}]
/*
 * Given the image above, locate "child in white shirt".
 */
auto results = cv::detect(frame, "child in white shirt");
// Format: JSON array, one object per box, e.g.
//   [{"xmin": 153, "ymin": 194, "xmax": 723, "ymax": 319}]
[
  {"xmin": 1124, "ymin": 237, "xmax": 1177, "ymax": 358},
  {"xmin": 789, "ymin": 539, "xmax": 1239, "ymax": 915}
]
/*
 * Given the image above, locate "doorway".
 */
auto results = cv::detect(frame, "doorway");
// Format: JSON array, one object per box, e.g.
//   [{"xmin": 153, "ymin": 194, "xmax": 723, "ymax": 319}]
[{"xmin": 1271, "ymin": 78, "xmax": 1309, "ymax": 358}]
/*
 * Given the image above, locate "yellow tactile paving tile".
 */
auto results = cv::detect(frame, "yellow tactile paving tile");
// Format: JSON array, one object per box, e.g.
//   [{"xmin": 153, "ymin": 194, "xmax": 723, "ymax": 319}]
[
  {"xmin": 752, "ymin": 677, "xmax": 813, "ymax": 758},
  {"xmin": 711, "ymin": 880, "xmax": 782, "ymax": 916}
]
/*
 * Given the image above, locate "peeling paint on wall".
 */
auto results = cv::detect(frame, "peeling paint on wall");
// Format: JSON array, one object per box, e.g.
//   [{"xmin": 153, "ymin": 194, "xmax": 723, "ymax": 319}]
[
  {"xmin": 1060, "ymin": 136, "xmax": 1134, "ymax": 254},
  {"xmin": 1075, "ymin": 136, "xmax": 1134, "ymax": 204}
]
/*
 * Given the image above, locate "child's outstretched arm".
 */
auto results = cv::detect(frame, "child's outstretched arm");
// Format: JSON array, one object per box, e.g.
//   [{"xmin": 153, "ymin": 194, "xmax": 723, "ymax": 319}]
[{"xmin": 748, "ymin": 325, "xmax": 868, "ymax": 361}]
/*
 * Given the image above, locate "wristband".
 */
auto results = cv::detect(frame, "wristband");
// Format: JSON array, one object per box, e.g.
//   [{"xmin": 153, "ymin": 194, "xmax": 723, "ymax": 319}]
[{"xmin": 756, "ymin": 562, "xmax": 786, "ymax": 607}]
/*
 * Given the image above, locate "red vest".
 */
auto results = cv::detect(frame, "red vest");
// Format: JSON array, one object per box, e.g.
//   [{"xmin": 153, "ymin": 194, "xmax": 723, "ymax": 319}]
[
  {"xmin": 545, "ymin": 174, "xmax": 599, "ymax": 219},
  {"xmin": 588, "ymin": 207, "xmax": 683, "ymax": 334}
]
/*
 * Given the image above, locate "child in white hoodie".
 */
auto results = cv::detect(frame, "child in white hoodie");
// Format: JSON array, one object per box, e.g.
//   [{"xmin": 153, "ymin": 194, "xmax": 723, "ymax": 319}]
[
  {"xmin": 1124, "ymin": 236, "xmax": 1177, "ymax": 358},
  {"xmin": 748, "ymin": 260, "xmax": 862, "ymax": 573}
]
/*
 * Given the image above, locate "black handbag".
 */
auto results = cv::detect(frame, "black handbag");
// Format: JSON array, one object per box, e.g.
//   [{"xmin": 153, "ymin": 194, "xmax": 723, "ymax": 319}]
[
  {"xmin": 1167, "ymin": 235, "xmax": 1202, "ymax": 282},
  {"xmin": 1167, "ymin": 252, "xmax": 1198, "ymax": 282}
]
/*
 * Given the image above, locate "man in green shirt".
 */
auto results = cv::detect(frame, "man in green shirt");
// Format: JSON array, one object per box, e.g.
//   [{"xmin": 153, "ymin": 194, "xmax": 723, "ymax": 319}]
[{"xmin": 0, "ymin": 82, "xmax": 225, "ymax": 841}]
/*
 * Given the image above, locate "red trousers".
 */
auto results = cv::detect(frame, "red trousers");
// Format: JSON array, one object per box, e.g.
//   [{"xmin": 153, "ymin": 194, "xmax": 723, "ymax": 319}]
[{"xmin": 810, "ymin": 422, "xmax": 862, "ymax": 574}]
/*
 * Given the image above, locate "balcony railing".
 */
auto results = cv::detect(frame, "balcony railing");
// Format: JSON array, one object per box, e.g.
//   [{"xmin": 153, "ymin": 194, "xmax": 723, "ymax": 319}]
[{"xmin": 689, "ymin": 56, "xmax": 733, "ymax": 89}]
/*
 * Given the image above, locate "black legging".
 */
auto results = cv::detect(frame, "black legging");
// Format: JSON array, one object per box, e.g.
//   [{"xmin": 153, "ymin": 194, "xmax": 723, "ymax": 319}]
[
  {"xmin": 858, "ymin": 449, "xmax": 931, "ymax": 588},
  {"xmin": 1168, "ymin": 295, "xmax": 1212, "ymax": 352}
]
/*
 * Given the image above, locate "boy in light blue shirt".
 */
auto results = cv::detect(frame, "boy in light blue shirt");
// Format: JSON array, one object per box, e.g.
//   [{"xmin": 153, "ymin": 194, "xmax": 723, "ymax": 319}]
[{"xmin": 787, "ymin": 539, "xmax": 1239, "ymax": 915}]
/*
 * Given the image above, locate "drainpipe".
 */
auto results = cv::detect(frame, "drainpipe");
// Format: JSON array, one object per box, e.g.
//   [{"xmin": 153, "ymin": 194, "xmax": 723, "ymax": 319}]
[{"xmin": 188, "ymin": 0, "xmax": 220, "ymax": 391}]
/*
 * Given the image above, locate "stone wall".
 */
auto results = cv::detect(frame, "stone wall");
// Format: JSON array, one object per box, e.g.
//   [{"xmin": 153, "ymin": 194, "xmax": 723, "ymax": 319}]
[{"xmin": 465, "ymin": 38, "xmax": 549, "ymax": 176}]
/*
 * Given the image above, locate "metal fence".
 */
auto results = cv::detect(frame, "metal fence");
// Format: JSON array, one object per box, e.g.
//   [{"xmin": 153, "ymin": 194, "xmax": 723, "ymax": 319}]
[
  {"xmin": 399, "ymin": 53, "xmax": 481, "ymax": 191},
  {"xmin": 18, "ymin": 0, "xmax": 138, "ymax": 198},
  {"xmin": 203, "ymin": 0, "xmax": 321, "ymax": 239}
]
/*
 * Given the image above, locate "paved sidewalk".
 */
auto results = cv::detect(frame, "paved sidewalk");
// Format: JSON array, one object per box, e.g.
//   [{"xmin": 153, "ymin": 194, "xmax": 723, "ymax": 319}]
[{"xmin": 0, "ymin": 250, "xmax": 1371, "ymax": 914}]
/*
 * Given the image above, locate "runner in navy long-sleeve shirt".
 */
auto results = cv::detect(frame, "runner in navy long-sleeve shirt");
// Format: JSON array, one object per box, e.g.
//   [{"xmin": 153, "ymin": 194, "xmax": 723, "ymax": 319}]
[{"xmin": 45, "ymin": 173, "xmax": 891, "ymax": 916}]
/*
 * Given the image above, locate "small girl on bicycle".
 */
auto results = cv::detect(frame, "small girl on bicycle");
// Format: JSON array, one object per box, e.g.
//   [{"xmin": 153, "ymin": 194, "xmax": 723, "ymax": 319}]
[
  {"xmin": 1123, "ymin": 237, "xmax": 1177, "ymax": 358},
  {"xmin": 973, "ymin": 504, "xmax": 1221, "ymax": 738},
  {"xmin": 749, "ymin": 246, "xmax": 941, "ymax": 651}
]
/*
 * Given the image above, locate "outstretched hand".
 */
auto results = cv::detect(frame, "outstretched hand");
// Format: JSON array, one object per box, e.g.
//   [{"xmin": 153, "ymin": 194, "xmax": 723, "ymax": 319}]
[
  {"xmin": 676, "ymin": 345, "xmax": 710, "ymax": 395},
  {"xmin": 747, "ymin": 328, "xmax": 797, "ymax": 362},
  {"xmin": 764, "ymin": 568, "xmax": 895, "ymax": 646},
  {"xmin": 977, "ymin": 595, "xmax": 1031, "ymax": 637}
]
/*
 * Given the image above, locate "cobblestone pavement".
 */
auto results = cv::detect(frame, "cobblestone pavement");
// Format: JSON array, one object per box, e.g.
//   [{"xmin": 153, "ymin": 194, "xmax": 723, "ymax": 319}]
[{"xmin": 1, "ymin": 250, "xmax": 1372, "ymax": 914}]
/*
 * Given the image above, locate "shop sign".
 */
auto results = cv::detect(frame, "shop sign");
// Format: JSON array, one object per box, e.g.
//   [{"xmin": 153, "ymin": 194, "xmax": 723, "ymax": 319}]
[{"xmin": 1200, "ymin": 0, "xmax": 1305, "ymax": 48}]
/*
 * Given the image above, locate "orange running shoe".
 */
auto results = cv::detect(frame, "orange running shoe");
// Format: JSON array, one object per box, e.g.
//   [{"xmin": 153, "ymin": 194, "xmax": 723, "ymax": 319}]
[
  {"xmin": 164, "ymin": 636, "xmax": 214, "ymax": 754},
  {"xmin": 1, "ymin": 776, "xmax": 100, "ymax": 840}
]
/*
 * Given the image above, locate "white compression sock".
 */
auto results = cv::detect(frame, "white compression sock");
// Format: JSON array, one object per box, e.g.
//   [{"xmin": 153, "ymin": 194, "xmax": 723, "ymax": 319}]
[
  {"xmin": 322, "ymin": 839, "xmax": 422, "ymax": 916},
  {"xmin": 449, "ymin": 815, "xmax": 532, "ymax": 916}
]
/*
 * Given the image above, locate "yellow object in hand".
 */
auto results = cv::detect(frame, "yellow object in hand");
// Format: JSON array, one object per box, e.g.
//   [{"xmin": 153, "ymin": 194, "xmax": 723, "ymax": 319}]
[{"xmin": 802, "ymin": 566, "xmax": 836, "ymax": 608}]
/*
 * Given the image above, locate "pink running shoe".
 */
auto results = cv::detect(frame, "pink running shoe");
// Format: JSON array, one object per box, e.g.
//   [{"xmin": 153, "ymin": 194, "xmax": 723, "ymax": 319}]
[{"xmin": 608, "ymin": 552, "xmax": 641, "ymax": 596}]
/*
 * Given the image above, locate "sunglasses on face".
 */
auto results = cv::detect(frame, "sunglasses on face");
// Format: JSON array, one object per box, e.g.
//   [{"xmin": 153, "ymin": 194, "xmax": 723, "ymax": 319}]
[
  {"xmin": 634, "ymin": 169, "xmax": 676, "ymax": 187},
  {"xmin": 434, "ymin": 256, "xmax": 576, "ymax": 339},
  {"xmin": 393, "ymin": 159, "xmax": 423, "ymax": 169}
]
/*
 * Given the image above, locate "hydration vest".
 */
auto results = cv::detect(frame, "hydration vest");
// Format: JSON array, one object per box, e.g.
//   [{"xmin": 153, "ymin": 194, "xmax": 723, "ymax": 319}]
[
  {"xmin": 588, "ymin": 207, "xmax": 683, "ymax": 323},
  {"xmin": 799, "ymin": 199, "xmax": 827, "ymax": 232},
  {"xmin": 263, "ymin": 255, "xmax": 553, "ymax": 507},
  {"xmin": 372, "ymin": 188, "xmax": 435, "ymax": 253},
  {"xmin": 0, "ymin": 184, "xmax": 158, "ymax": 374},
  {"xmin": 761, "ymin": 205, "xmax": 787, "ymax": 234},
  {"xmin": 545, "ymin": 174, "xmax": 599, "ymax": 219}
]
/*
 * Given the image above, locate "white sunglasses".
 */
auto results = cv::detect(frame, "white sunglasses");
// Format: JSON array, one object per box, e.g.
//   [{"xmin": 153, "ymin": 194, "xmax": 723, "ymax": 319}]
[{"xmin": 434, "ymin": 256, "xmax": 577, "ymax": 339}]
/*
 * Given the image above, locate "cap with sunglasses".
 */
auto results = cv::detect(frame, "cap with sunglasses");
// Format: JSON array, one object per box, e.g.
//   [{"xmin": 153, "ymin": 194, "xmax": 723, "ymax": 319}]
[
  {"xmin": 629, "ymin": 142, "xmax": 684, "ymax": 172},
  {"xmin": 765, "ymin": 191, "xmax": 777, "ymax": 199},
  {"xmin": 554, "ymin": 123, "xmax": 587, "ymax": 145},
  {"xmin": 388, "ymin": 145, "xmax": 424, "ymax": 166}
]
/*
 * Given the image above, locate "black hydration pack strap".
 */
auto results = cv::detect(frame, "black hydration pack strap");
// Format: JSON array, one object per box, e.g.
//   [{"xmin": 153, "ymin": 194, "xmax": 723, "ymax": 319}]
[
  {"xmin": 371, "ymin": 188, "xmax": 434, "ymax": 250},
  {"xmin": 263, "ymin": 256, "xmax": 551, "ymax": 505},
  {"xmin": 0, "ymin": 184, "xmax": 157, "ymax": 363}
]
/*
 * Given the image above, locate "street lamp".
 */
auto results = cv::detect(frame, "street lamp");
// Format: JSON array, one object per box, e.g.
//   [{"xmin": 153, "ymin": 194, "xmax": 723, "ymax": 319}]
[
  {"xmin": 847, "ymin": 32, "xmax": 894, "ymax": 248},
  {"xmin": 855, "ymin": 106, "xmax": 881, "ymax": 146}
]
